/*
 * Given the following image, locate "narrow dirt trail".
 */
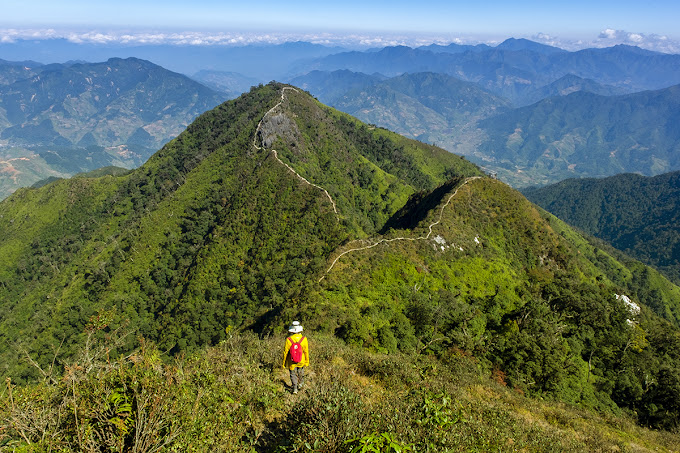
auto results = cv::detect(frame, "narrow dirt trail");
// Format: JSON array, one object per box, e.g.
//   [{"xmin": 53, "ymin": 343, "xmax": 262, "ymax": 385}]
[
  {"xmin": 320, "ymin": 175, "xmax": 482, "ymax": 281},
  {"xmin": 254, "ymin": 87, "xmax": 482, "ymax": 282},
  {"xmin": 253, "ymin": 87, "xmax": 339, "ymax": 218}
]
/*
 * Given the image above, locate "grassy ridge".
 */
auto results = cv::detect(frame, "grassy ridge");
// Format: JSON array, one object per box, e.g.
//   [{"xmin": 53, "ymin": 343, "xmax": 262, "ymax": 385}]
[
  {"xmin": 2, "ymin": 330, "xmax": 679, "ymax": 452},
  {"xmin": 269, "ymin": 88, "xmax": 481, "ymax": 236},
  {"xmin": 312, "ymin": 178, "xmax": 680, "ymax": 428}
]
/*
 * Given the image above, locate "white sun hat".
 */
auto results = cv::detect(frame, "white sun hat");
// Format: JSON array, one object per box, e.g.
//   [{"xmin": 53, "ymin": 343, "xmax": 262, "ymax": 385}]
[{"xmin": 288, "ymin": 321, "xmax": 303, "ymax": 333}]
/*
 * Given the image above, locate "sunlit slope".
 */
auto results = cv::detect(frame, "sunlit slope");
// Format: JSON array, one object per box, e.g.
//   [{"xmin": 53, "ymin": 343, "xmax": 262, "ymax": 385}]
[
  {"xmin": 0, "ymin": 83, "xmax": 480, "ymax": 379},
  {"xmin": 316, "ymin": 177, "xmax": 680, "ymax": 426}
]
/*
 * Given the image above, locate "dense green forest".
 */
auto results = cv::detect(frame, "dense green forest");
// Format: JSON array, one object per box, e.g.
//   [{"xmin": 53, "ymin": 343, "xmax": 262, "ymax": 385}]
[
  {"xmin": 525, "ymin": 171, "xmax": 680, "ymax": 285},
  {"xmin": 1, "ymin": 83, "xmax": 680, "ymax": 450}
]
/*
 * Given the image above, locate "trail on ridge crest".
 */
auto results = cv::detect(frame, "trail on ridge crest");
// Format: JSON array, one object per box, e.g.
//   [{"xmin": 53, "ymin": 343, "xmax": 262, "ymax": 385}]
[
  {"xmin": 321, "ymin": 176, "xmax": 482, "ymax": 280},
  {"xmin": 253, "ymin": 87, "xmax": 339, "ymax": 219},
  {"xmin": 251, "ymin": 86, "xmax": 483, "ymax": 282}
]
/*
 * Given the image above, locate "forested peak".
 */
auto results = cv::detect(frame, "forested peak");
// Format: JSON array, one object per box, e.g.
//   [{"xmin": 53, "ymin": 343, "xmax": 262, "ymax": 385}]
[{"xmin": 145, "ymin": 80, "xmax": 479, "ymax": 203}]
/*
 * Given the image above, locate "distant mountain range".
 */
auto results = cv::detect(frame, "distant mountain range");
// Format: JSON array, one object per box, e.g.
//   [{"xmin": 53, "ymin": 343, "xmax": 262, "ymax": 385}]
[
  {"xmin": 0, "ymin": 57, "xmax": 227, "ymax": 198},
  {"xmin": 0, "ymin": 57, "xmax": 226, "ymax": 149},
  {"xmin": 297, "ymin": 42, "xmax": 680, "ymax": 104},
  {"xmin": 0, "ymin": 39, "xmax": 348, "ymax": 81},
  {"xmin": 286, "ymin": 40, "xmax": 680, "ymax": 188},
  {"xmin": 289, "ymin": 69, "xmax": 385, "ymax": 105},
  {"xmin": 475, "ymin": 84, "xmax": 680, "ymax": 186},
  {"xmin": 190, "ymin": 70, "xmax": 259, "ymax": 98},
  {"xmin": 516, "ymin": 73, "xmax": 628, "ymax": 107},
  {"xmin": 291, "ymin": 69, "xmax": 680, "ymax": 187},
  {"xmin": 2, "ymin": 37, "xmax": 680, "ymax": 197},
  {"xmin": 525, "ymin": 171, "xmax": 680, "ymax": 285}
]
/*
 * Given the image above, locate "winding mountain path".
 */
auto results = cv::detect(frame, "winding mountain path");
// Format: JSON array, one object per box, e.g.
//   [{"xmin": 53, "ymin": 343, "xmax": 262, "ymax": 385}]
[
  {"xmin": 320, "ymin": 175, "xmax": 482, "ymax": 281},
  {"xmin": 253, "ymin": 87, "xmax": 339, "ymax": 218},
  {"xmin": 254, "ymin": 87, "xmax": 482, "ymax": 282}
]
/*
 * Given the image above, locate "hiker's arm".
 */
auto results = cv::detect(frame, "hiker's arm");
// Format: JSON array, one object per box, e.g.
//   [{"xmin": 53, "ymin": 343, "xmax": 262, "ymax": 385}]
[{"xmin": 282, "ymin": 340, "xmax": 290, "ymax": 368}]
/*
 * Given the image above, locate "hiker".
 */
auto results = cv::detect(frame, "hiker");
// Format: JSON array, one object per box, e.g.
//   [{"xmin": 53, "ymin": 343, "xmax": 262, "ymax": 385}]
[{"xmin": 282, "ymin": 321, "xmax": 309, "ymax": 394}]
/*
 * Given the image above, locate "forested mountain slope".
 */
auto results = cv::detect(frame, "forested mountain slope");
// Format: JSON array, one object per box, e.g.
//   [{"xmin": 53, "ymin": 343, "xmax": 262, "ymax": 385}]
[
  {"xmin": 525, "ymin": 171, "xmax": 680, "ymax": 284},
  {"xmin": 0, "ymin": 83, "xmax": 678, "ymax": 433},
  {"xmin": 0, "ymin": 82, "xmax": 478, "ymax": 381}
]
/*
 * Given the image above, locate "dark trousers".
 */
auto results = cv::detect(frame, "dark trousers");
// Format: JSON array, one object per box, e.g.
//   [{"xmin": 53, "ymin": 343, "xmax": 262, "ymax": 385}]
[{"xmin": 290, "ymin": 367, "xmax": 305, "ymax": 388}]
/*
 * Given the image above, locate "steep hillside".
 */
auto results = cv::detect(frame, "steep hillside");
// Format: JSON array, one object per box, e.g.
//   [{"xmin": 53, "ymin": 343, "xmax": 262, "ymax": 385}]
[
  {"xmin": 315, "ymin": 176, "xmax": 680, "ymax": 427},
  {"xmin": 0, "ymin": 82, "xmax": 480, "ymax": 381},
  {"xmin": 475, "ymin": 85, "xmax": 680, "ymax": 187},
  {"xmin": 525, "ymin": 171, "xmax": 680, "ymax": 284},
  {"xmin": 0, "ymin": 83, "xmax": 679, "ymax": 433}
]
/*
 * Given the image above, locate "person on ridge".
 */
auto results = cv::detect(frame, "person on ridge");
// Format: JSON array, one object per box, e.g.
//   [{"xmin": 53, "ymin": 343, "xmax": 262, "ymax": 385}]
[{"xmin": 282, "ymin": 321, "xmax": 309, "ymax": 394}]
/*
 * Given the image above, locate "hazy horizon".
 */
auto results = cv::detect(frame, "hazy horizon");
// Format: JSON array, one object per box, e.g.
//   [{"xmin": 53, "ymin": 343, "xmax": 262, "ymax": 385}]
[
  {"xmin": 2, "ymin": 1, "xmax": 679, "ymax": 54},
  {"xmin": 1, "ymin": 27, "xmax": 679, "ymax": 55}
]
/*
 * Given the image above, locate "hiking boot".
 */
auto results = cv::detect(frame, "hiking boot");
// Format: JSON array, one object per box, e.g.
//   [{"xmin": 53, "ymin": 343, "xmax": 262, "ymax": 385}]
[{"xmin": 293, "ymin": 385, "xmax": 298, "ymax": 394}]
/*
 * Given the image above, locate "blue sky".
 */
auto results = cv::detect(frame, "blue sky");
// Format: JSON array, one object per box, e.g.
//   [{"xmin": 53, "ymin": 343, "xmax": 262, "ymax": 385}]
[{"xmin": 2, "ymin": 0, "xmax": 679, "ymax": 51}]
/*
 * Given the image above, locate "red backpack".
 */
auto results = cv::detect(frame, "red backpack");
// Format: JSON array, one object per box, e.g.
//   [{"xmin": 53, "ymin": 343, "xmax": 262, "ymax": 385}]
[{"xmin": 288, "ymin": 336, "xmax": 305, "ymax": 363}]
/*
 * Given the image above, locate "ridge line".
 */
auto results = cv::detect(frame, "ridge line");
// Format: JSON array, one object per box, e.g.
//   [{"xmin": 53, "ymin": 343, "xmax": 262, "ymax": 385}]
[
  {"xmin": 253, "ymin": 86, "xmax": 339, "ymax": 219},
  {"xmin": 319, "ymin": 176, "xmax": 482, "ymax": 281}
]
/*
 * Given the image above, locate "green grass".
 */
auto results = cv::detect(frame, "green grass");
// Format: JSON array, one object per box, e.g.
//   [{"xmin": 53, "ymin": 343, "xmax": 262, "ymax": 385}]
[{"xmin": 2, "ymin": 330, "xmax": 678, "ymax": 452}]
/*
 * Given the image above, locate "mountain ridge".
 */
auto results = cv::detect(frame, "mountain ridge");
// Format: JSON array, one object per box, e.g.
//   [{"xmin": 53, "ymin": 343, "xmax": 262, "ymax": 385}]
[
  {"xmin": 0, "ymin": 56, "xmax": 228, "ymax": 199},
  {"xmin": 0, "ymin": 82, "xmax": 481, "ymax": 378},
  {"xmin": 0, "ymin": 83, "xmax": 679, "ymax": 433},
  {"xmin": 0, "ymin": 56, "xmax": 227, "ymax": 149},
  {"xmin": 300, "ymin": 43, "xmax": 680, "ymax": 103}
]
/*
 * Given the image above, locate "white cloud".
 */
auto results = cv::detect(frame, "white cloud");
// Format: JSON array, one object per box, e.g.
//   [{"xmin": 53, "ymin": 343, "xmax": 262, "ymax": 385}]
[
  {"xmin": 0, "ymin": 28, "xmax": 464, "ymax": 49},
  {"xmin": 0, "ymin": 28, "xmax": 679, "ymax": 54},
  {"xmin": 531, "ymin": 29, "xmax": 680, "ymax": 54},
  {"xmin": 593, "ymin": 29, "xmax": 679, "ymax": 53}
]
